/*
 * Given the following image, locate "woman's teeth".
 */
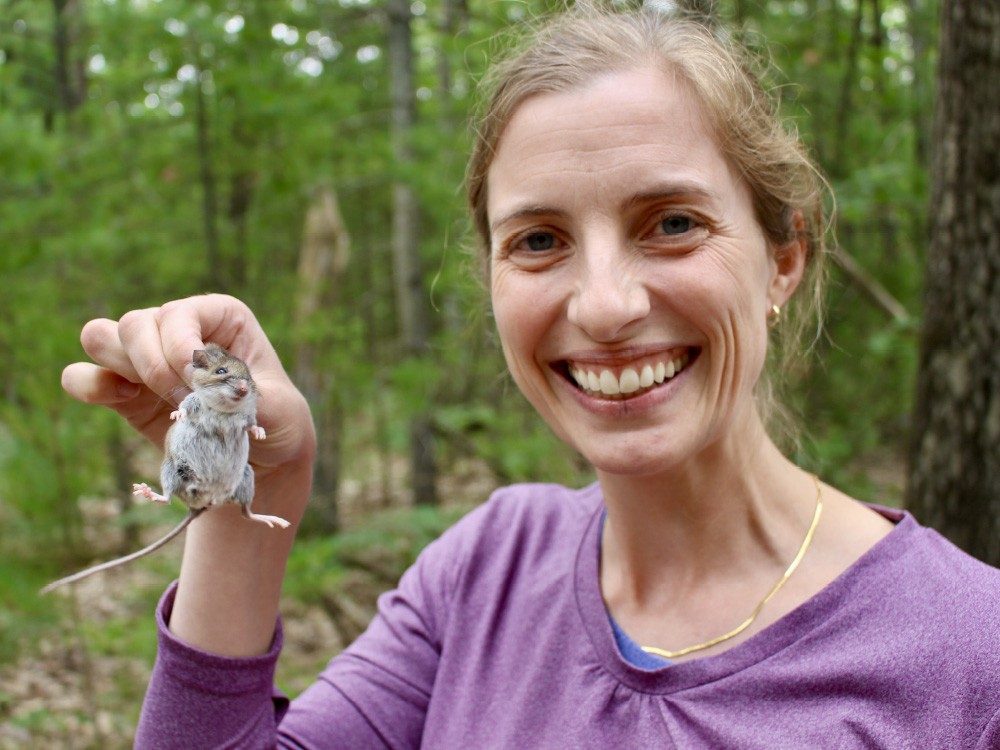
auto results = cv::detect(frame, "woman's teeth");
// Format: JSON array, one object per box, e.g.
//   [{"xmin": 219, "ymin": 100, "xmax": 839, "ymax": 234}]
[{"xmin": 569, "ymin": 352, "xmax": 691, "ymax": 398}]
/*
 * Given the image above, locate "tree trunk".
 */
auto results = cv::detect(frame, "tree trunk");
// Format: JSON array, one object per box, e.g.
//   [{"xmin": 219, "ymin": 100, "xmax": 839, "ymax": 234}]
[
  {"xmin": 831, "ymin": 0, "xmax": 865, "ymax": 176},
  {"xmin": 193, "ymin": 56, "xmax": 223, "ymax": 291},
  {"xmin": 387, "ymin": 0, "xmax": 438, "ymax": 506},
  {"xmin": 51, "ymin": 0, "xmax": 86, "ymax": 115},
  {"xmin": 906, "ymin": 0, "xmax": 933, "ymax": 168},
  {"xmin": 227, "ymin": 98, "xmax": 256, "ymax": 292},
  {"xmin": 435, "ymin": 0, "xmax": 468, "ymax": 124},
  {"xmin": 360, "ymin": 201, "xmax": 395, "ymax": 507},
  {"xmin": 108, "ymin": 423, "xmax": 140, "ymax": 554},
  {"xmin": 905, "ymin": 0, "xmax": 1000, "ymax": 566},
  {"xmin": 294, "ymin": 186, "xmax": 351, "ymax": 534}
]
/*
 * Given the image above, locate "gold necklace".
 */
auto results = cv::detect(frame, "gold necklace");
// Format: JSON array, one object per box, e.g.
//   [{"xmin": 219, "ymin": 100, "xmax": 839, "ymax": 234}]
[{"xmin": 640, "ymin": 474, "xmax": 823, "ymax": 660}]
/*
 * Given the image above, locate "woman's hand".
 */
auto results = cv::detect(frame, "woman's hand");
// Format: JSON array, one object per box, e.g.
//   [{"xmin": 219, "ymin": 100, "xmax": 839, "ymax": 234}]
[
  {"xmin": 61, "ymin": 294, "xmax": 316, "ymax": 481},
  {"xmin": 62, "ymin": 294, "xmax": 315, "ymax": 655}
]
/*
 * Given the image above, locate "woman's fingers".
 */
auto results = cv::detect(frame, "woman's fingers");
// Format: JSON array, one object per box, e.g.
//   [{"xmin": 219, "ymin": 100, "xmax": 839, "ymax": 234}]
[
  {"xmin": 80, "ymin": 317, "xmax": 142, "ymax": 383},
  {"xmin": 155, "ymin": 296, "xmax": 241, "ymax": 379},
  {"xmin": 62, "ymin": 362, "xmax": 142, "ymax": 405},
  {"xmin": 67, "ymin": 295, "xmax": 313, "ymax": 465},
  {"xmin": 156, "ymin": 295, "xmax": 283, "ymax": 374},
  {"xmin": 62, "ymin": 362, "xmax": 176, "ymax": 446},
  {"xmin": 116, "ymin": 306, "xmax": 193, "ymax": 402},
  {"xmin": 80, "ymin": 308, "xmax": 190, "ymax": 405}
]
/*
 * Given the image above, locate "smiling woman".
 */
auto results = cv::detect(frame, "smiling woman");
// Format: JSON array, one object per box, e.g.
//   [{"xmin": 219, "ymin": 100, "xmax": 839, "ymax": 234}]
[
  {"xmin": 60, "ymin": 4, "xmax": 1000, "ymax": 749},
  {"xmin": 486, "ymin": 65, "xmax": 794, "ymax": 478},
  {"xmin": 469, "ymin": 14, "xmax": 827, "ymax": 451}
]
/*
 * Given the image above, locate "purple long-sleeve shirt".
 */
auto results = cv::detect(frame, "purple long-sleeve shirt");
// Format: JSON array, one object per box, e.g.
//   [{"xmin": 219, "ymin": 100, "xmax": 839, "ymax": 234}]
[{"xmin": 136, "ymin": 483, "xmax": 1000, "ymax": 749}]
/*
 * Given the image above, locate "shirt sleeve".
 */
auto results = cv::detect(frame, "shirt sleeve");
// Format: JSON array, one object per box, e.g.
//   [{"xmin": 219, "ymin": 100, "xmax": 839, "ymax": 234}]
[
  {"xmin": 134, "ymin": 513, "xmax": 465, "ymax": 750},
  {"xmin": 279, "ymin": 522, "xmax": 462, "ymax": 748},
  {"xmin": 133, "ymin": 581, "xmax": 289, "ymax": 750},
  {"xmin": 976, "ymin": 705, "xmax": 1000, "ymax": 750}
]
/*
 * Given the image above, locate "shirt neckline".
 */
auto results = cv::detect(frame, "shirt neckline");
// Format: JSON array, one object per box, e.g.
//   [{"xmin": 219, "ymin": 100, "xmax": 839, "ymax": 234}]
[{"xmin": 572, "ymin": 483, "xmax": 914, "ymax": 694}]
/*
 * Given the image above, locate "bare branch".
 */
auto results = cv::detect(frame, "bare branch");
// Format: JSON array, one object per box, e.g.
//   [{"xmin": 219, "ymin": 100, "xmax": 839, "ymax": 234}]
[{"xmin": 830, "ymin": 246, "xmax": 911, "ymax": 324}]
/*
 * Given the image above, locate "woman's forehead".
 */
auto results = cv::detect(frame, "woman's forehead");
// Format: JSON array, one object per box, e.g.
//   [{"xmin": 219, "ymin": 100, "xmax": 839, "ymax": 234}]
[{"xmin": 486, "ymin": 67, "xmax": 735, "ymax": 222}]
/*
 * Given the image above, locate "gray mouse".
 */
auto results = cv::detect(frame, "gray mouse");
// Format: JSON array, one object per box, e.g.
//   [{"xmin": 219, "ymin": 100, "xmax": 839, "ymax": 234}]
[{"xmin": 41, "ymin": 344, "xmax": 289, "ymax": 594}]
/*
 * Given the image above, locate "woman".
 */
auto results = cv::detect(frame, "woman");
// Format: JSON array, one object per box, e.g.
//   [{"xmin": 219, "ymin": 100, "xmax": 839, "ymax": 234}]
[{"xmin": 62, "ymin": 6, "xmax": 999, "ymax": 748}]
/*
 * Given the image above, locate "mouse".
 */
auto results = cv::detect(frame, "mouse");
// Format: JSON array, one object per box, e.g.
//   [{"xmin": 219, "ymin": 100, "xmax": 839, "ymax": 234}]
[{"xmin": 41, "ymin": 344, "xmax": 290, "ymax": 594}]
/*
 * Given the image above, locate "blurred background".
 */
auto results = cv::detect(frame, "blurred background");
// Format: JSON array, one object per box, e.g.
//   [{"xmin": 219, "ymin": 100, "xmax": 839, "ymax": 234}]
[{"xmin": 0, "ymin": 0, "xmax": 947, "ymax": 745}]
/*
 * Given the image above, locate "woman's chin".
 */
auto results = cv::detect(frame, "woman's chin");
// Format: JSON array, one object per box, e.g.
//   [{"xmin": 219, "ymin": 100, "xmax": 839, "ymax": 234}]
[{"xmin": 576, "ymin": 438, "xmax": 694, "ymax": 479}]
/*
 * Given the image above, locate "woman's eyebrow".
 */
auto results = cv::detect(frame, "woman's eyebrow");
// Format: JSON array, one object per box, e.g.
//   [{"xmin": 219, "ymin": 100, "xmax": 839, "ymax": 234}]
[
  {"xmin": 492, "ymin": 183, "xmax": 720, "ymax": 232},
  {"xmin": 621, "ymin": 182, "xmax": 720, "ymax": 210},
  {"xmin": 490, "ymin": 205, "xmax": 569, "ymax": 234}
]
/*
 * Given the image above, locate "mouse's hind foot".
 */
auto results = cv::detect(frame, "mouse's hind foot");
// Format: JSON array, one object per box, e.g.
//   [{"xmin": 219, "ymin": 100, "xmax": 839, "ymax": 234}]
[
  {"xmin": 241, "ymin": 506, "xmax": 291, "ymax": 529},
  {"xmin": 133, "ymin": 483, "xmax": 169, "ymax": 503}
]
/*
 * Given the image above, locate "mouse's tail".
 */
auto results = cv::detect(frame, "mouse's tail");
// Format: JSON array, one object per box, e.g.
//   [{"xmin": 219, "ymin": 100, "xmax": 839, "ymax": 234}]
[{"xmin": 39, "ymin": 509, "xmax": 206, "ymax": 595}]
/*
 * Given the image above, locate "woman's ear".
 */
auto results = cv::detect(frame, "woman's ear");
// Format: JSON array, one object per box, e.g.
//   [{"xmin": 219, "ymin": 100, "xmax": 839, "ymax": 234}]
[{"xmin": 769, "ymin": 210, "xmax": 808, "ymax": 308}]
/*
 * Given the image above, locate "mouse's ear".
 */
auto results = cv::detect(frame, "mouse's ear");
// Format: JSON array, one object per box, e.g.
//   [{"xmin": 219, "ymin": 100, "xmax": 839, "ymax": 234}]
[{"xmin": 192, "ymin": 349, "xmax": 210, "ymax": 369}]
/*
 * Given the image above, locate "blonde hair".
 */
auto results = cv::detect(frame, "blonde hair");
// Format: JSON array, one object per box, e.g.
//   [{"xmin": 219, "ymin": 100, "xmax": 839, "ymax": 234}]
[{"xmin": 465, "ymin": 4, "xmax": 829, "ymax": 445}]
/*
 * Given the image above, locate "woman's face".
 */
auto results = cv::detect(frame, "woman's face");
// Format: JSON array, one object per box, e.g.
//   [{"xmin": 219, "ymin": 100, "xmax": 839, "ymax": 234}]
[{"xmin": 486, "ymin": 67, "xmax": 803, "ymax": 476}]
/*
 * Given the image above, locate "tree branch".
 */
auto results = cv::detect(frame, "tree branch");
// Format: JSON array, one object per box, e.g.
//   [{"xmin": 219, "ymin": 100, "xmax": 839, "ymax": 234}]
[{"xmin": 830, "ymin": 246, "xmax": 911, "ymax": 324}]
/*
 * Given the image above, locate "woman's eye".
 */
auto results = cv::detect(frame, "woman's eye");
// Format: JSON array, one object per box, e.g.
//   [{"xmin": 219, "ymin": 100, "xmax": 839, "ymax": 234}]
[
  {"xmin": 659, "ymin": 215, "xmax": 693, "ymax": 235},
  {"xmin": 524, "ymin": 232, "xmax": 556, "ymax": 252},
  {"xmin": 215, "ymin": 367, "xmax": 229, "ymax": 375}
]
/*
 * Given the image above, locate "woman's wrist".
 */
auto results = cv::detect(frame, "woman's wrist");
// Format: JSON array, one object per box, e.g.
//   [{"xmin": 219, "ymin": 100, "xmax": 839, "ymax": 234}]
[{"xmin": 169, "ymin": 456, "xmax": 313, "ymax": 656}]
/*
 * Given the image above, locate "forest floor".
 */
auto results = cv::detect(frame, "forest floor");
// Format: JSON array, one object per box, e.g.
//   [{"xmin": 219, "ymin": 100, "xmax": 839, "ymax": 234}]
[
  {"xmin": 0, "ymin": 454, "xmax": 904, "ymax": 749},
  {"xmin": 0, "ymin": 456, "xmax": 494, "ymax": 750}
]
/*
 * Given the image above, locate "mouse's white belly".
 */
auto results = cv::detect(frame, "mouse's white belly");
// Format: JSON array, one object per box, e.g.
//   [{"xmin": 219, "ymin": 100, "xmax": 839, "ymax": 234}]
[{"xmin": 167, "ymin": 419, "xmax": 250, "ymax": 507}]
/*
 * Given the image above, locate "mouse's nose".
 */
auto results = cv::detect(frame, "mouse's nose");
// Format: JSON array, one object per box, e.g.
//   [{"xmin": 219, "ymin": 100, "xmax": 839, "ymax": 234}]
[{"xmin": 235, "ymin": 380, "xmax": 249, "ymax": 397}]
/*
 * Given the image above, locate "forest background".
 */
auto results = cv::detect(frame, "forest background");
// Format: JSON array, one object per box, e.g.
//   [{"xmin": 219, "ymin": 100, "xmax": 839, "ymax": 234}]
[{"xmin": 0, "ymin": 0, "xmax": 952, "ymax": 746}]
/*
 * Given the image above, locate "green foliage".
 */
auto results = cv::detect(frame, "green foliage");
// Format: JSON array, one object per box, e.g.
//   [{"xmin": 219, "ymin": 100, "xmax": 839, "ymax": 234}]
[
  {"xmin": 0, "ymin": 559, "xmax": 61, "ymax": 664},
  {"xmin": 0, "ymin": 0, "xmax": 935, "ymax": 680},
  {"xmin": 284, "ymin": 504, "xmax": 470, "ymax": 604},
  {"xmin": 79, "ymin": 615, "xmax": 159, "ymax": 665}
]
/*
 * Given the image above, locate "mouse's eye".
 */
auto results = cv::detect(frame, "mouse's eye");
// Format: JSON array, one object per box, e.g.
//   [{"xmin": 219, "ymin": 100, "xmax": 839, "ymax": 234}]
[{"xmin": 215, "ymin": 367, "xmax": 229, "ymax": 375}]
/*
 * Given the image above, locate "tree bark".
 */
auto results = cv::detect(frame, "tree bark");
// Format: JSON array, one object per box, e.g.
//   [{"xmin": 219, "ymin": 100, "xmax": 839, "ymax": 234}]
[
  {"xmin": 831, "ymin": 0, "xmax": 865, "ymax": 177},
  {"xmin": 108, "ymin": 423, "xmax": 140, "ymax": 554},
  {"xmin": 436, "ymin": 0, "xmax": 468, "ymax": 123},
  {"xmin": 227, "ymin": 96, "xmax": 256, "ymax": 292},
  {"xmin": 387, "ymin": 0, "xmax": 438, "ymax": 506},
  {"xmin": 51, "ymin": 0, "xmax": 86, "ymax": 115},
  {"xmin": 906, "ymin": 0, "xmax": 933, "ymax": 168},
  {"xmin": 905, "ymin": 1, "xmax": 1000, "ymax": 566},
  {"xmin": 193, "ymin": 55, "xmax": 223, "ymax": 291},
  {"xmin": 360, "ymin": 201, "xmax": 394, "ymax": 507},
  {"xmin": 294, "ymin": 186, "xmax": 351, "ymax": 533}
]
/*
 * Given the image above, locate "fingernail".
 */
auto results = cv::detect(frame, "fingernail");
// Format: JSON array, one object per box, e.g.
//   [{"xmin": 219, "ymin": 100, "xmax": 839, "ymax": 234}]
[{"xmin": 117, "ymin": 382, "xmax": 141, "ymax": 399}]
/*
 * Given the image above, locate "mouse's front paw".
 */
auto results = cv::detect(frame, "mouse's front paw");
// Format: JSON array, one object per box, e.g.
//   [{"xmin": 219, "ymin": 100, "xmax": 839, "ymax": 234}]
[
  {"xmin": 133, "ymin": 483, "xmax": 169, "ymax": 503},
  {"xmin": 249, "ymin": 425, "xmax": 266, "ymax": 441},
  {"xmin": 169, "ymin": 409, "xmax": 186, "ymax": 422}
]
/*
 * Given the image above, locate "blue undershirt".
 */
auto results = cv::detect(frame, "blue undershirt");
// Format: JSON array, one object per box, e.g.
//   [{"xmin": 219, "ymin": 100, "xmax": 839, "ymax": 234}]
[
  {"xmin": 600, "ymin": 511, "xmax": 672, "ymax": 669},
  {"xmin": 608, "ymin": 614, "xmax": 671, "ymax": 669}
]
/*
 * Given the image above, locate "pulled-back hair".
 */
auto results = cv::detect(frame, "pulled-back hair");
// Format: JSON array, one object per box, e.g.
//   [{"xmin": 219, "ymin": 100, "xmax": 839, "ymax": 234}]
[{"xmin": 466, "ymin": 4, "xmax": 830, "ymax": 445}]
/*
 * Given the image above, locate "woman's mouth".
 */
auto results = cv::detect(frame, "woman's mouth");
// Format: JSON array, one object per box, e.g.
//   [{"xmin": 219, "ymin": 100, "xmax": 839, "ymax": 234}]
[{"xmin": 557, "ymin": 347, "xmax": 699, "ymax": 400}]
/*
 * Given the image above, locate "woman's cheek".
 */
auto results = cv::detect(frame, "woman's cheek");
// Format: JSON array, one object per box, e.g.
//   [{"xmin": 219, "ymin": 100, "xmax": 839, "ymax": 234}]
[
  {"xmin": 491, "ymin": 272, "xmax": 548, "ymax": 384},
  {"xmin": 661, "ymin": 258, "xmax": 769, "ymax": 399}
]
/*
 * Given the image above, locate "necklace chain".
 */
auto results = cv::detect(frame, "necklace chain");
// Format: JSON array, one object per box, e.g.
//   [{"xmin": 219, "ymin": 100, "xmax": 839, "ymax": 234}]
[{"xmin": 640, "ymin": 474, "xmax": 823, "ymax": 660}]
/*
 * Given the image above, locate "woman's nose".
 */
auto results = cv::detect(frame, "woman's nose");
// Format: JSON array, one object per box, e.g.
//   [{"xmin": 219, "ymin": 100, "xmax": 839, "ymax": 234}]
[{"xmin": 566, "ymin": 250, "xmax": 650, "ymax": 342}]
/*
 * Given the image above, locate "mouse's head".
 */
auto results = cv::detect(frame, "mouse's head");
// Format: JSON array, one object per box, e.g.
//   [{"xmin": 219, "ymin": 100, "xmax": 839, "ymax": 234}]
[{"xmin": 190, "ymin": 344, "xmax": 257, "ymax": 413}]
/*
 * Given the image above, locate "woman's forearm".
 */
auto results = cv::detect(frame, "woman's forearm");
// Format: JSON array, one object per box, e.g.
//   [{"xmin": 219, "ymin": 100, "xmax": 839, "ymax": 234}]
[{"xmin": 169, "ymin": 459, "xmax": 314, "ymax": 657}]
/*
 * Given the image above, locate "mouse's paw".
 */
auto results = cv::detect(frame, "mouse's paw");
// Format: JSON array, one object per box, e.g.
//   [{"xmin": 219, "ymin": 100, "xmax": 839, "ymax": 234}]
[
  {"xmin": 248, "ymin": 425, "xmax": 266, "ymax": 441},
  {"xmin": 169, "ymin": 409, "xmax": 186, "ymax": 422},
  {"xmin": 132, "ymin": 483, "xmax": 169, "ymax": 503},
  {"xmin": 245, "ymin": 511, "xmax": 291, "ymax": 529}
]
